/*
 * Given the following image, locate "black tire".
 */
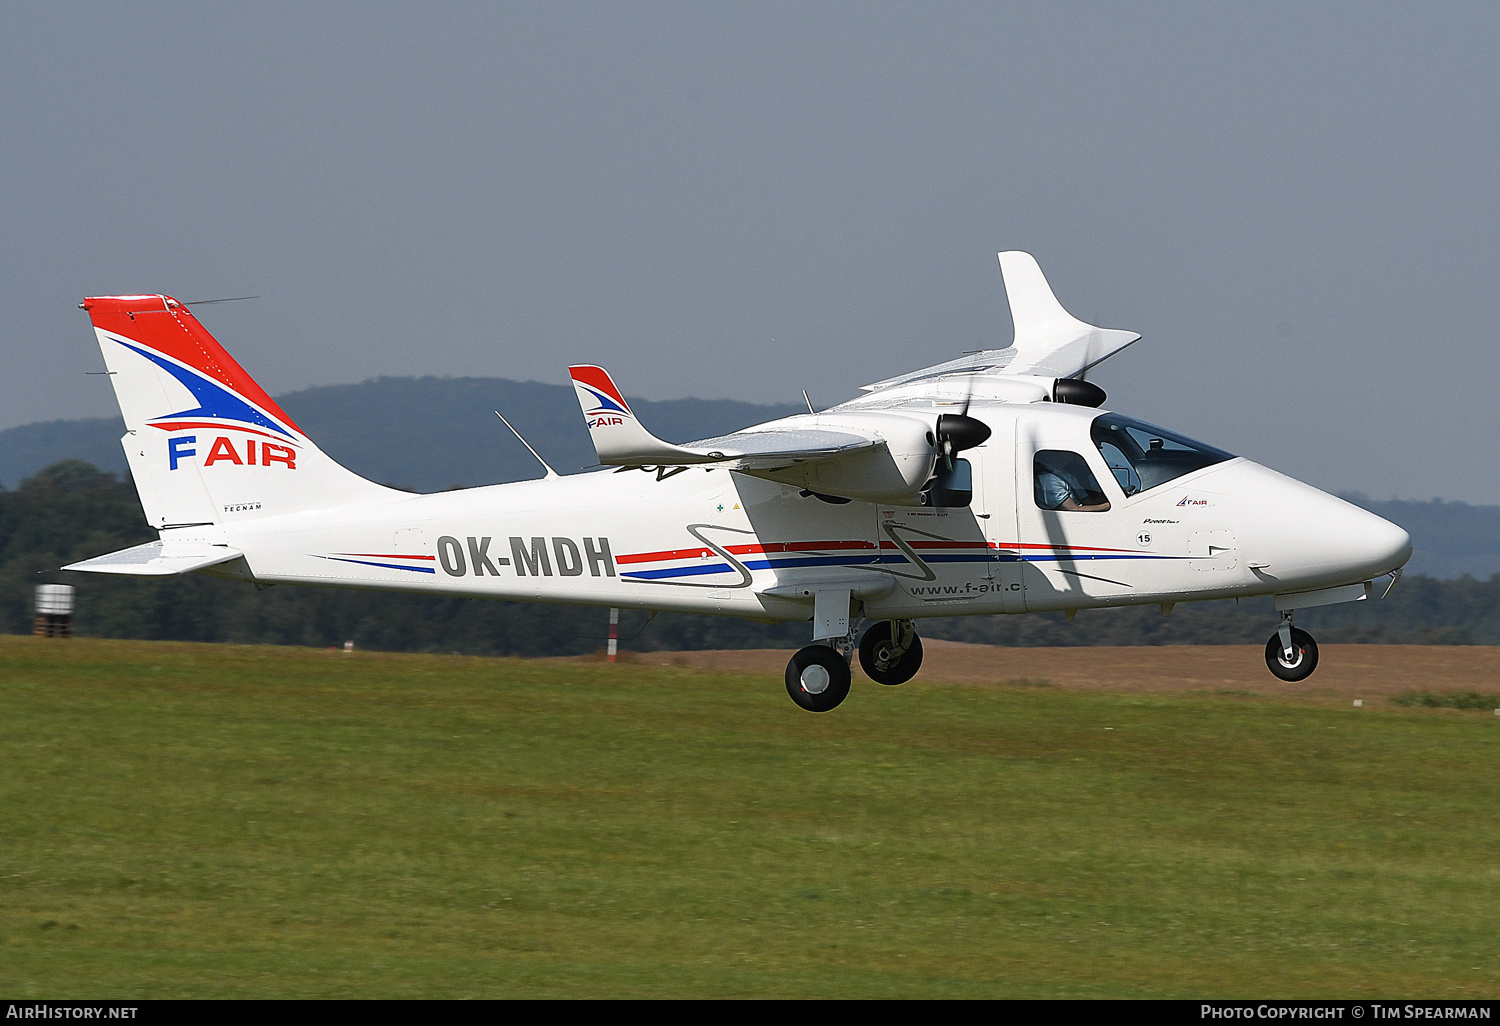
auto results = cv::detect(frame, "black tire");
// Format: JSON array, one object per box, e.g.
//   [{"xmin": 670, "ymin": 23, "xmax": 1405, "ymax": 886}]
[
  {"xmin": 785, "ymin": 645, "xmax": 852, "ymax": 712},
  {"xmin": 858, "ymin": 621, "xmax": 924, "ymax": 686},
  {"xmin": 1264, "ymin": 627, "xmax": 1319, "ymax": 682}
]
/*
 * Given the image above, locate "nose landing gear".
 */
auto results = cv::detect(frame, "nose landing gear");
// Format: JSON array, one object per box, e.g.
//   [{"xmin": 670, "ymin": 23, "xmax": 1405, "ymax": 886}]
[{"xmin": 1264, "ymin": 611, "xmax": 1319, "ymax": 682}]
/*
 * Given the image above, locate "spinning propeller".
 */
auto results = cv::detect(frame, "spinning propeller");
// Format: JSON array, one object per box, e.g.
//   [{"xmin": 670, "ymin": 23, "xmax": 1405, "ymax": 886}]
[
  {"xmin": 917, "ymin": 380, "xmax": 990, "ymax": 508},
  {"xmin": 932, "ymin": 372, "xmax": 992, "ymax": 471}
]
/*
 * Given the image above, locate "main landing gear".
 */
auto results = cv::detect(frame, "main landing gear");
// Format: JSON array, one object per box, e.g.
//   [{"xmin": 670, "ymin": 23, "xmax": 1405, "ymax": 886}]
[
  {"xmin": 785, "ymin": 619, "xmax": 925, "ymax": 712},
  {"xmin": 858, "ymin": 619, "xmax": 924, "ymax": 686},
  {"xmin": 785, "ymin": 645, "xmax": 852, "ymax": 712},
  {"xmin": 1265, "ymin": 610, "xmax": 1319, "ymax": 682}
]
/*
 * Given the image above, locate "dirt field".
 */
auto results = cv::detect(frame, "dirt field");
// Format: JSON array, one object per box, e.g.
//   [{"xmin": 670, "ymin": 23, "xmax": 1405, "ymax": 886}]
[{"xmin": 620, "ymin": 642, "xmax": 1500, "ymax": 704}]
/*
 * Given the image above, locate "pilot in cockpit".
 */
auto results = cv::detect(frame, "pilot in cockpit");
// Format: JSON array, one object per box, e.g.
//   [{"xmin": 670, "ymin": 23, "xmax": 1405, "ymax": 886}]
[{"xmin": 1035, "ymin": 451, "xmax": 1112, "ymax": 512}]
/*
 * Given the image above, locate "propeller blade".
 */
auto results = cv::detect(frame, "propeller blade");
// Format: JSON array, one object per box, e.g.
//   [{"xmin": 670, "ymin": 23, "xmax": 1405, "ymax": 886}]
[{"xmin": 939, "ymin": 371, "xmax": 985, "ymax": 469}]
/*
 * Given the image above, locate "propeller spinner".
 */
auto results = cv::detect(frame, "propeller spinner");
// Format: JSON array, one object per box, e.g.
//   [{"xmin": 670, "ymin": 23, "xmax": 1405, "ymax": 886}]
[{"xmin": 934, "ymin": 412, "xmax": 991, "ymax": 469}]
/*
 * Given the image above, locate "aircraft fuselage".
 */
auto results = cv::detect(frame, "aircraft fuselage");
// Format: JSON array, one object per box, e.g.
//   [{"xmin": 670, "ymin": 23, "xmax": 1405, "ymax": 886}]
[{"xmin": 185, "ymin": 403, "xmax": 1410, "ymax": 626}]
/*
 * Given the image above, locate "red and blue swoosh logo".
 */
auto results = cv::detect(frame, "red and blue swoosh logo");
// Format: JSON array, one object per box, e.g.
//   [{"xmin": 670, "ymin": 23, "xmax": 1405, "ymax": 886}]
[{"xmin": 112, "ymin": 336, "xmax": 299, "ymax": 440}]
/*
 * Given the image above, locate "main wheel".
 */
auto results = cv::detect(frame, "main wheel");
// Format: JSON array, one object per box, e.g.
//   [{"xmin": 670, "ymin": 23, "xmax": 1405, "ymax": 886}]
[
  {"xmin": 785, "ymin": 645, "xmax": 852, "ymax": 712},
  {"xmin": 1264, "ymin": 627, "xmax": 1319, "ymax": 682},
  {"xmin": 858, "ymin": 621, "xmax": 924, "ymax": 686}
]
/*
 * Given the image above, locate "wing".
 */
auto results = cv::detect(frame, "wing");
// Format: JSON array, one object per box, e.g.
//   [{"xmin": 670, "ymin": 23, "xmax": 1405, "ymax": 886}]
[
  {"xmin": 567, "ymin": 365, "xmax": 944, "ymax": 501},
  {"xmin": 673, "ymin": 427, "xmax": 880, "ymax": 470},
  {"xmin": 860, "ymin": 251, "xmax": 1140, "ymax": 392},
  {"xmin": 568, "ymin": 365, "xmax": 881, "ymax": 470}
]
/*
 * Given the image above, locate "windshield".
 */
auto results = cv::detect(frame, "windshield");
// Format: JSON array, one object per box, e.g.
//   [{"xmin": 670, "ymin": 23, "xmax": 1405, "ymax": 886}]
[{"xmin": 1090, "ymin": 413, "xmax": 1234, "ymax": 496}]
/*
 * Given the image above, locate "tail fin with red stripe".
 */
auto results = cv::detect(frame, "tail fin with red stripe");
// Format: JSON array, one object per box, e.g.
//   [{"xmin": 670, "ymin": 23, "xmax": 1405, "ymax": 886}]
[{"xmin": 82, "ymin": 294, "xmax": 397, "ymax": 528}]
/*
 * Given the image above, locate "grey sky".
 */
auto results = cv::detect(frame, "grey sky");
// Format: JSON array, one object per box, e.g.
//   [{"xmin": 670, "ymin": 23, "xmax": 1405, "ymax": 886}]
[{"xmin": 3, "ymin": 4, "xmax": 1498, "ymax": 500}]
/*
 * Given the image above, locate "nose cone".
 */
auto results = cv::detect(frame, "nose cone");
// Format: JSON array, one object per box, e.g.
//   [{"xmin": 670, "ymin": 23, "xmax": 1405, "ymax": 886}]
[
  {"xmin": 1218, "ymin": 463, "xmax": 1413, "ymax": 591},
  {"xmin": 1323, "ymin": 504, "xmax": 1412, "ymax": 580}
]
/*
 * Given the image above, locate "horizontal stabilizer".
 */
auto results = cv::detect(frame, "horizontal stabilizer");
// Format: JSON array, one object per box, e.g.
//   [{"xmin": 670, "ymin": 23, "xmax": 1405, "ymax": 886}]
[{"xmin": 63, "ymin": 540, "xmax": 244, "ymax": 576}]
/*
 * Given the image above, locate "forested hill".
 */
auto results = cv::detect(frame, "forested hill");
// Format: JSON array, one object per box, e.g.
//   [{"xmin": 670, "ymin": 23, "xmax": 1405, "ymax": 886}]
[
  {"xmin": 1, "ymin": 376, "xmax": 1494, "ymax": 578},
  {"xmin": 0, "ymin": 376, "xmax": 804, "ymax": 494}
]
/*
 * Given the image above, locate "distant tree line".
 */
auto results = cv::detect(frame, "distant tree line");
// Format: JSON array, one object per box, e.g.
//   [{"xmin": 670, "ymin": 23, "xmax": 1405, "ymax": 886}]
[{"xmin": 2, "ymin": 461, "xmax": 1491, "ymax": 655}]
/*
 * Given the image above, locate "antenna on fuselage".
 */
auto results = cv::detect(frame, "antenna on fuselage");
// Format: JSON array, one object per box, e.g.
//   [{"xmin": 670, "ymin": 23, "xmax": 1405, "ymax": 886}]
[
  {"xmin": 802, "ymin": 389, "xmax": 816, "ymax": 414},
  {"xmin": 495, "ymin": 411, "xmax": 560, "ymax": 480},
  {"xmin": 181, "ymin": 295, "xmax": 262, "ymax": 306}
]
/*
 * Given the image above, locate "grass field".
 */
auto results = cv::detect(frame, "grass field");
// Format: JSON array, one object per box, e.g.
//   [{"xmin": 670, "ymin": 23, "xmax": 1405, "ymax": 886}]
[{"xmin": 1, "ymin": 636, "xmax": 1497, "ymax": 998}]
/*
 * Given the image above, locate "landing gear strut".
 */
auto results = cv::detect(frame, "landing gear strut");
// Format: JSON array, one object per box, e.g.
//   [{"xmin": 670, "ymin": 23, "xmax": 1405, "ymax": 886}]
[
  {"xmin": 858, "ymin": 619, "xmax": 924, "ymax": 686},
  {"xmin": 1264, "ymin": 610, "xmax": 1319, "ymax": 682}
]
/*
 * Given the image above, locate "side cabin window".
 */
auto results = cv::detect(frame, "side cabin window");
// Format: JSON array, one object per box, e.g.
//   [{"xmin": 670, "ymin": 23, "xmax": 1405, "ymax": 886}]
[
  {"xmin": 1033, "ymin": 450, "xmax": 1111, "ymax": 512},
  {"xmin": 925, "ymin": 457, "xmax": 973, "ymax": 508},
  {"xmin": 1090, "ymin": 413, "xmax": 1234, "ymax": 496}
]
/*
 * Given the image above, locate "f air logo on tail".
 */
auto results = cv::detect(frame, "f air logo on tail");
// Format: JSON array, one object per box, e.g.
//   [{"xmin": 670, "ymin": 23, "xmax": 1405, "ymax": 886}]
[
  {"xmin": 579, "ymin": 385, "xmax": 629, "ymax": 429},
  {"xmin": 167, "ymin": 435, "xmax": 299, "ymax": 471}
]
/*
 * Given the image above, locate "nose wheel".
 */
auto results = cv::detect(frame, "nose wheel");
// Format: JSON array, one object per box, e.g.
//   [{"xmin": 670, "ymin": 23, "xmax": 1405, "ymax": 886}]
[{"xmin": 1264, "ymin": 613, "xmax": 1319, "ymax": 682}]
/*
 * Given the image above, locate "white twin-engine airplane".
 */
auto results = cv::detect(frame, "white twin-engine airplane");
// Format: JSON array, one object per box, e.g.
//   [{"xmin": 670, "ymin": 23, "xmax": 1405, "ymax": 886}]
[{"xmin": 68, "ymin": 252, "xmax": 1411, "ymax": 711}]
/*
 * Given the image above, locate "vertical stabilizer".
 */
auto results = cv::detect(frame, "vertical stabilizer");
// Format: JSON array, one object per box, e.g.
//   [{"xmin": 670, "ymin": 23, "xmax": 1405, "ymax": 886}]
[{"xmin": 81, "ymin": 295, "xmax": 399, "ymax": 528}]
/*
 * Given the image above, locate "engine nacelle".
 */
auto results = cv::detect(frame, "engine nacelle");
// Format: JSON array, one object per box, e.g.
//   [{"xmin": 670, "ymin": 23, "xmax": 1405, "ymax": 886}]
[{"xmin": 1052, "ymin": 378, "xmax": 1107, "ymax": 407}]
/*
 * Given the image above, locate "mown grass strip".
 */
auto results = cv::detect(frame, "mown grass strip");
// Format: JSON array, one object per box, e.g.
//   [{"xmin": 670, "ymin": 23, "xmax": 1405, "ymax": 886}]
[
  {"xmin": 1, "ymin": 636, "xmax": 1497, "ymax": 997},
  {"xmin": 1391, "ymin": 690, "xmax": 1500, "ymax": 711}
]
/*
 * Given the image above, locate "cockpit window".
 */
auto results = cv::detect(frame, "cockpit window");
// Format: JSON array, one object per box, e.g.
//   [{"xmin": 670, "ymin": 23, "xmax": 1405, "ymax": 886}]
[
  {"xmin": 1034, "ymin": 450, "xmax": 1111, "ymax": 512},
  {"xmin": 1090, "ymin": 413, "xmax": 1234, "ymax": 496}
]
